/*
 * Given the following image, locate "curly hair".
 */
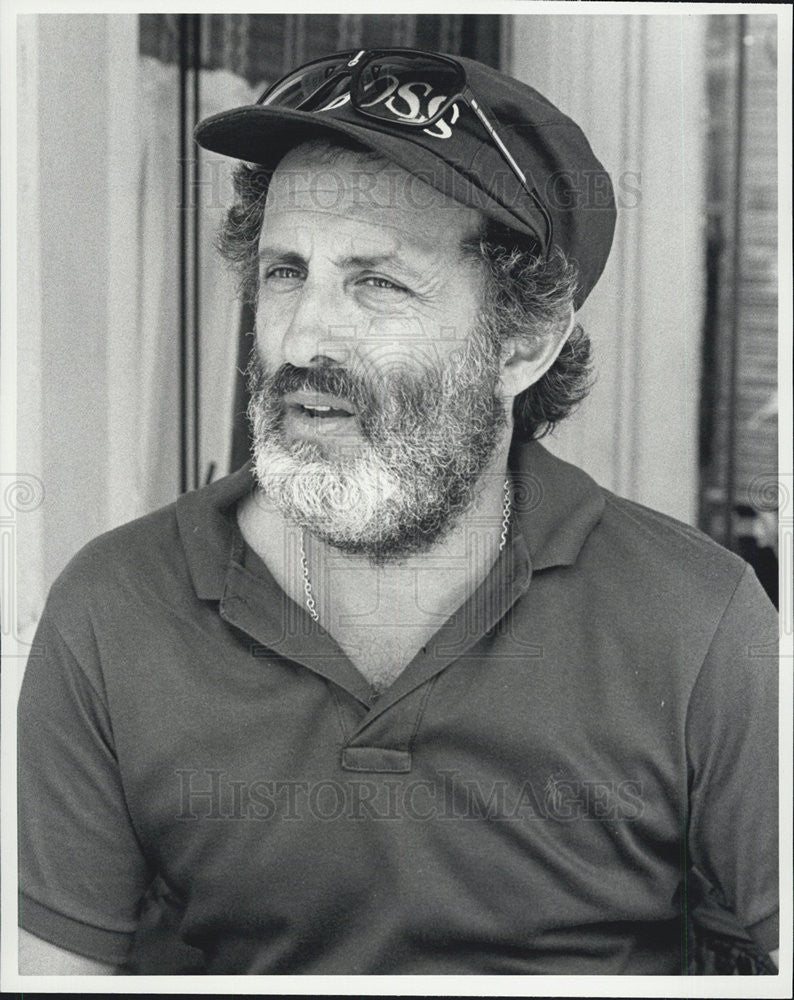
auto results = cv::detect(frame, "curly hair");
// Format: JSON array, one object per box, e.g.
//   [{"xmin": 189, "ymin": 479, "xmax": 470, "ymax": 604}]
[
  {"xmin": 467, "ymin": 226, "xmax": 592, "ymax": 440},
  {"xmin": 217, "ymin": 140, "xmax": 593, "ymax": 440}
]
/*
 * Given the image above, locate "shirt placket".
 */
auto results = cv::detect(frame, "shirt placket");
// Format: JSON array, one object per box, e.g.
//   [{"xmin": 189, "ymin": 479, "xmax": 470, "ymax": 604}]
[{"xmin": 219, "ymin": 521, "xmax": 533, "ymax": 774}]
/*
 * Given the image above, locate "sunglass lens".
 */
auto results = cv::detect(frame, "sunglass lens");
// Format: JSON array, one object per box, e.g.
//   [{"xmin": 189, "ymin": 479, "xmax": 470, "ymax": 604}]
[
  {"xmin": 354, "ymin": 55, "xmax": 463, "ymax": 124},
  {"xmin": 259, "ymin": 58, "xmax": 350, "ymax": 110}
]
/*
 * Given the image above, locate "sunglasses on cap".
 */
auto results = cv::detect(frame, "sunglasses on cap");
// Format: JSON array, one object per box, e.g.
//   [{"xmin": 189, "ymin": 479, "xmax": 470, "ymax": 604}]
[{"xmin": 257, "ymin": 48, "xmax": 554, "ymax": 253}]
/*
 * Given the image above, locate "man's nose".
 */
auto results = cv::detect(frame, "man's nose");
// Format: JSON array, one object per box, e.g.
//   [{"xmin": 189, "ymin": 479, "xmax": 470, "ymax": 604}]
[{"xmin": 280, "ymin": 279, "xmax": 354, "ymax": 369}]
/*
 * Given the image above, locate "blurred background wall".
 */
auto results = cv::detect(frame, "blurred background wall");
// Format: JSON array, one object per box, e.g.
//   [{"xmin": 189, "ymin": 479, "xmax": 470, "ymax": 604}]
[
  {"xmin": 13, "ymin": 11, "xmax": 781, "ymax": 654},
  {"xmin": 510, "ymin": 14, "xmax": 707, "ymax": 523}
]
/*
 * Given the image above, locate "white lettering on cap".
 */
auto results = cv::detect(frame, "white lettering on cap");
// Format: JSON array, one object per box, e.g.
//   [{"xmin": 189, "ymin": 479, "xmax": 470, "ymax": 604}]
[{"xmin": 315, "ymin": 79, "xmax": 459, "ymax": 140}]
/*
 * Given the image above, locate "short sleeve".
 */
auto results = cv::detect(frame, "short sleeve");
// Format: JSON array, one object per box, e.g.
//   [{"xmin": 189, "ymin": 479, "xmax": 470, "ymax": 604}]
[
  {"xmin": 685, "ymin": 564, "xmax": 779, "ymax": 954},
  {"xmin": 18, "ymin": 601, "xmax": 152, "ymax": 964}
]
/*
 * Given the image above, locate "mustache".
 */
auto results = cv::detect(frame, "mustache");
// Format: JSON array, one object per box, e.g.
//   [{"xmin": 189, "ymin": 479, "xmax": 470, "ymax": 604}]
[
  {"xmin": 271, "ymin": 363, "xmax": 366, "ymax": 403},
  {"xmin": 249, "ymin": 358, "xmax": 383, "ymax": 419}
]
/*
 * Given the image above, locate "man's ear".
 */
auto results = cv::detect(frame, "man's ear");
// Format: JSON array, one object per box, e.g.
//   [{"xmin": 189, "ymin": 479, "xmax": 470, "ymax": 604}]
[{"xmin": 499, "ymin": 305, "xmax": 576, "ymax": 399}]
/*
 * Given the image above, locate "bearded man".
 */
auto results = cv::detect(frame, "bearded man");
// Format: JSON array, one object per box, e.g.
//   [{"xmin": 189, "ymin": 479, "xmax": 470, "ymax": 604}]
[{"xmin": 18, "ymin": 49, "xmax": 778, "ymax": 976}]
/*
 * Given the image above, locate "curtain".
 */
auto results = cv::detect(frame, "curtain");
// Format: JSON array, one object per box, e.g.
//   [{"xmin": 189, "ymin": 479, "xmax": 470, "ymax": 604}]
[
  {"xmin": 509, "ymin": 15, "xmax": 707, "ymax": 529},
  {"xmin": 15, "ymin": 15, "xmax": 144, "ymax": 653},
  {"xmin": 140, "ymin": 13, "xmax": 502, "ymax": 83},
  {"xmin": 698, "ymin": 14, "xmax": 778, "ymax": 600},
  {"xmin": 137, "ymin": 56, "xmax": 259, "ymax": 499}
]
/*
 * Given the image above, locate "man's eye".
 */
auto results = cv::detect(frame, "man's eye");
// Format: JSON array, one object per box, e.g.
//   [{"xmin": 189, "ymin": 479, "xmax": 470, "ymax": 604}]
[
  {"xmin": 360, "ymin": 276, "xmax": 407, "ymax": 292},
  {"xmin": 265, "ymin": 266, "xmax": 303, "ymax": 280}
]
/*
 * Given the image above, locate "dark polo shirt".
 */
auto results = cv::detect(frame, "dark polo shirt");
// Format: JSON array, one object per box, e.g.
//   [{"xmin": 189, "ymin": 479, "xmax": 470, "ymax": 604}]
[{"xmin": 18, "ymin": 441, "xmax": 778, "ymax": 974}]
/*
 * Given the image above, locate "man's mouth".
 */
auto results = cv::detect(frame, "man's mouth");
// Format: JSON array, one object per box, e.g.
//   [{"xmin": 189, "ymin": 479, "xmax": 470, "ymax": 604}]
[
  {"xmin": 293, "ymin": 403, "xmax": 354, "ymax": 419},
  {"xmin": 281, "ymin": 391, "xmax": 361, "ymax": 439},
  {"xmin": 284, "ymin": 391, "xmax": 358, "ymax": 420}
]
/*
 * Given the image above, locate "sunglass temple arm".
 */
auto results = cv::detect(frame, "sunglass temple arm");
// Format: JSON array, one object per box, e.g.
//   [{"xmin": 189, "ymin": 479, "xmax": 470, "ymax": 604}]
[{"xmin": 469, "ymin": 96, "xmax": 554, "ymax": 253}]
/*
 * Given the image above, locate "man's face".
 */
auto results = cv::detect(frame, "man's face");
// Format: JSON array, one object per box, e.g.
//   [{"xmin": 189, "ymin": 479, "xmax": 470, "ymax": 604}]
[{"xmin": 248, "ymin": 142, "xmax": 510, "ymax": 562}]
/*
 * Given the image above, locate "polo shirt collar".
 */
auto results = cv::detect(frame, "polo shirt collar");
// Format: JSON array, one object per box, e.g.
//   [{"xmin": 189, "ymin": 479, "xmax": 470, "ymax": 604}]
[
  {"xmin": 509, "ymin": 438, "xmax": 605, "ymax": 571},
  {"xmin": 176, "ymin": 461, "xmax": 256, "ymax": 600},
  {"xmin": 175, "ymin": 439, "xmax": 605, "ymax": 602}
]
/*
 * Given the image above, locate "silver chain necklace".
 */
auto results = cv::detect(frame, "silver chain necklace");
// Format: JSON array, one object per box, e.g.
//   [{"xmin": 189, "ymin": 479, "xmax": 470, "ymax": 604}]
[{"xmin": 299, "ymin": 478, "xmax": 512, "ymax": 624}]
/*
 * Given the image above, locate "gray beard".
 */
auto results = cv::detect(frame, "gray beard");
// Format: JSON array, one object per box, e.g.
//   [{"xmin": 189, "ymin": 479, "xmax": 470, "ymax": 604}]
[{"xmin": 246, "ymin": 326, "xmax": 507, "ymax": 565}]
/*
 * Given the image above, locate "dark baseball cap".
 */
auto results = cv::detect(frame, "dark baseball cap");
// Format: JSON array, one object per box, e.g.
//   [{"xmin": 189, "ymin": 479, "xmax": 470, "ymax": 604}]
[{"xmin": 195, "ymin": 49, "xmax": 616, "ymax": 308}]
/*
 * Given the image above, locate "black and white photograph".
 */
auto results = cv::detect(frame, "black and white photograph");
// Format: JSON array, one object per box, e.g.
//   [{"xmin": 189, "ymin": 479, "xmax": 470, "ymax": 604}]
[{"xmin": 1, "ymin": 2, "xmax": 791, "ymax": 993}]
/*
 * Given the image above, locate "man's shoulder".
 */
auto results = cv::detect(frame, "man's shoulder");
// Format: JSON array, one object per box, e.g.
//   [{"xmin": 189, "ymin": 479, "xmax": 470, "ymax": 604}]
[
  {"xmin": 592, "ymin": 488, "xmax": 750, "ymax": 607},
  {"xmin": 524, "ymin": 442, "xmax": 748, "ymax": 601},
  {"xmin": 45, "ymin": 464, "xmax": 253, "ymax": 620},
  {"xmin": 47, "ymin": 498, "xmax": 186, "ymax": 613}
]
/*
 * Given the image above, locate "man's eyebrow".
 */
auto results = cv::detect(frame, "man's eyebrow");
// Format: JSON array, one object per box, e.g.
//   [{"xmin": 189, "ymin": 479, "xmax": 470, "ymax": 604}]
[
  {"xmin": 339, "ymin": 253, "xmax": 426, "ymax": 282},
  {"xmin": 258, "ymin": 246, "xmax": 305, "ymax": 265},
  {"xmin": 258, "ymin": 245, "xmax": 426, "ymax": 278}
]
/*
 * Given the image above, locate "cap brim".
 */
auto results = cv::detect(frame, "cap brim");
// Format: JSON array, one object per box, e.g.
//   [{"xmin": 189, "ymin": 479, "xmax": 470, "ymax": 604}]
[{"xmin": 194, "ymin": 105, "xmax": 545, "ymax": 245}]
